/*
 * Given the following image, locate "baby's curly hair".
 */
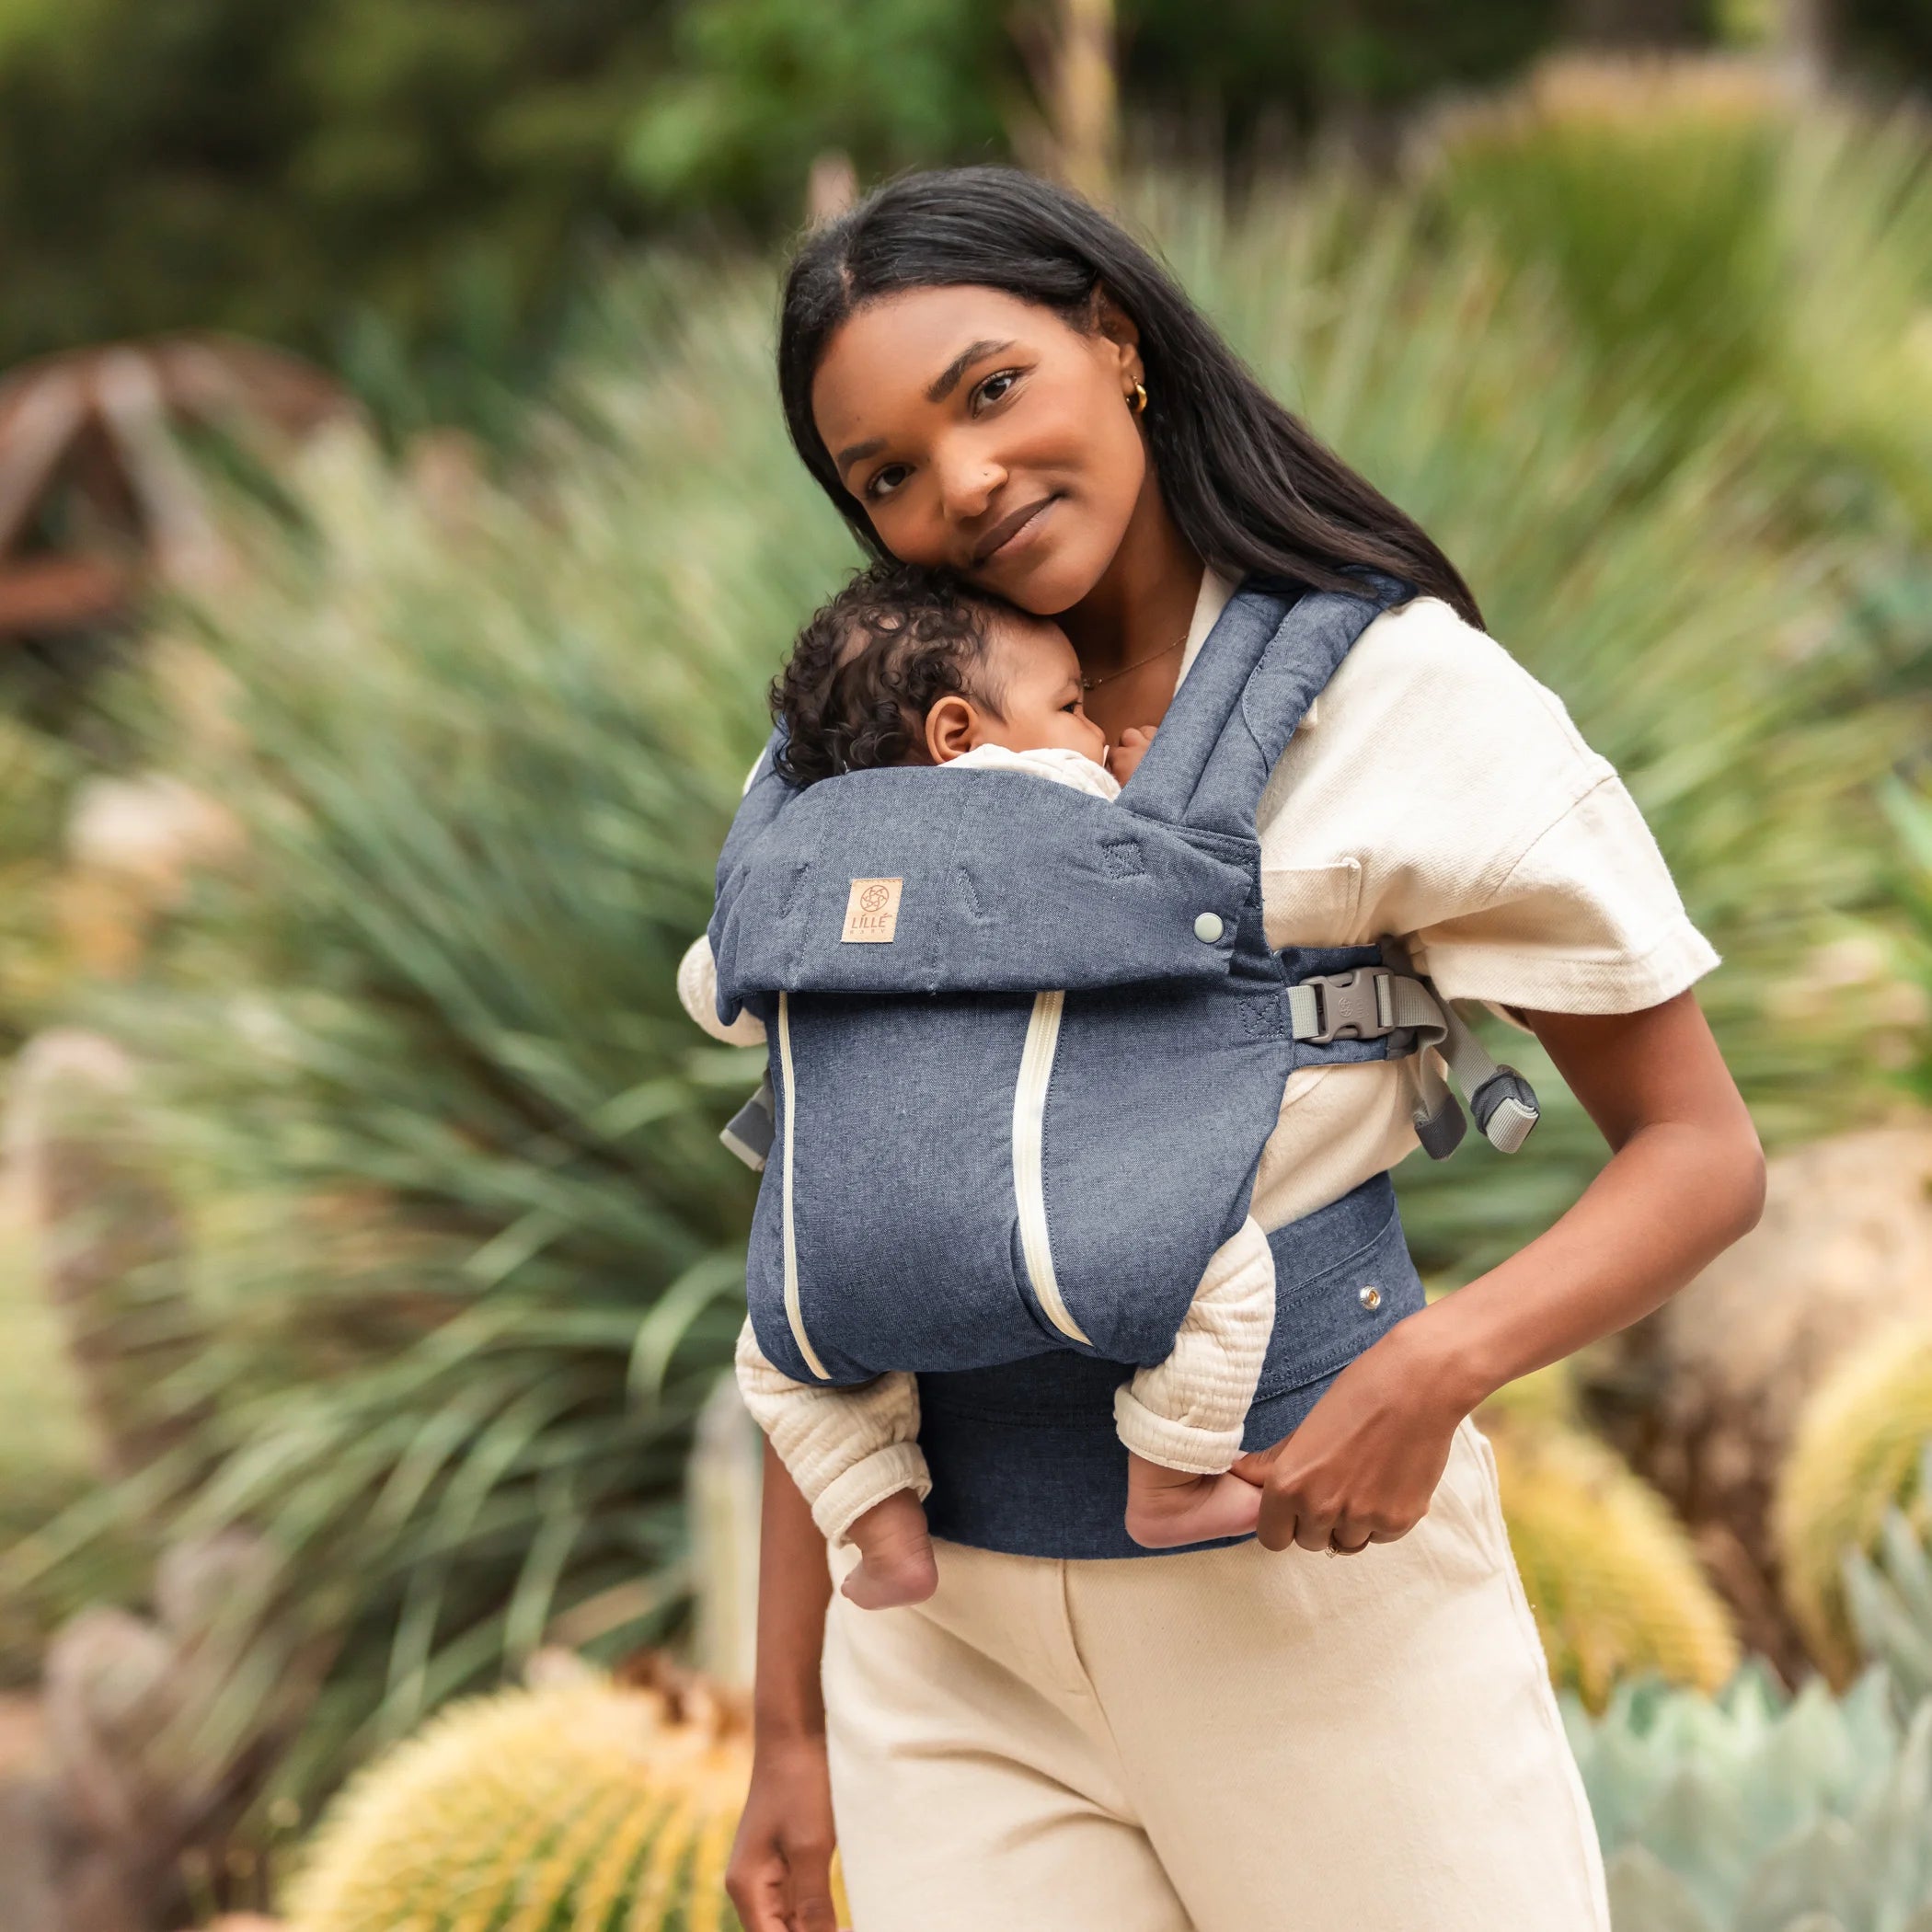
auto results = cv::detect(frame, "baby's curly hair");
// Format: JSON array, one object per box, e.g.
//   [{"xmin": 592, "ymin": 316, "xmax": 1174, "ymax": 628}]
[{"xmin": 771, "ymin": 561, "xmax": 1021, "ymax": 787}]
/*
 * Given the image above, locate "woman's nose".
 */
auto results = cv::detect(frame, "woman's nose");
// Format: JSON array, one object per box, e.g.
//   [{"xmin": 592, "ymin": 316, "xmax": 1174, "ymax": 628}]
[{"xmin": 936, "ymin": 443, "xmax": 1006, "ymax": 521}]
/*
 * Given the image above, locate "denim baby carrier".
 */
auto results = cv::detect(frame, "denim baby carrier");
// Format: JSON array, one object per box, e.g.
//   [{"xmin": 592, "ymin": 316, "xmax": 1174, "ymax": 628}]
[{"xmin": 707, "ymin": 571, "xmax": 1538, "ymax": 1558}]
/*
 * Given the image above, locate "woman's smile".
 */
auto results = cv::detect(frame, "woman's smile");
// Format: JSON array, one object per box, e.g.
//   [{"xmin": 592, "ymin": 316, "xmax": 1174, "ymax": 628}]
[{"xmin": 973, "ymin": 492, "xmax": 1059, "ymax": 568}]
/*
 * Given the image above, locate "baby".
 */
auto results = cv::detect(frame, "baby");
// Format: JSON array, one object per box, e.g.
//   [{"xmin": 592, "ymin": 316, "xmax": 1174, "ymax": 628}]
[{"xmin": 679, "ymin": 563, "xmax": 1273, "ymax": 1607}]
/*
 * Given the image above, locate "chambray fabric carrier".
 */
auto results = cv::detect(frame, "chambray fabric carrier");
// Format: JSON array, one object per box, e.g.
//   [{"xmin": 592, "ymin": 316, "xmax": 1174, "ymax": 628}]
[{"xmin": 709, "ymin": 571, "xmax": 1445, "ymax": 1558}]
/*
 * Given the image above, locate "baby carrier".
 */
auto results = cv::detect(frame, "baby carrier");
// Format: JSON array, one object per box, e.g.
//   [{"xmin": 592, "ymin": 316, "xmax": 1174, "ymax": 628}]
[{"xmin": 707, "ymin": 571, "xmax": 1539, "ymax": 1427}]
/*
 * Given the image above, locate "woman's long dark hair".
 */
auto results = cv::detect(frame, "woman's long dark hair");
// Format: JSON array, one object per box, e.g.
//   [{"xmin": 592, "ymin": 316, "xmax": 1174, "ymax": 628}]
[{"xmin": 776, "ymin": 165, "xmax": 1484, "ymax": 632}]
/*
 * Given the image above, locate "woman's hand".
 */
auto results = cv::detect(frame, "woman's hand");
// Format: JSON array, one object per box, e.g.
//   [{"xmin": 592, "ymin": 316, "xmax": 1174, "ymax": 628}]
[
  {"xmin": 1230, "ymin": 1317, "xmax": 1462, "ymax": 1552},
  {"xmin": 726, "ymin": 1729, "xmax": 844, "ymax": 1932},
  {"xmin": 1236, "ymin": 989, "xmax": 1765, "ymax": 1556},
  {"xmin": 725, "ymin": 1441, "xmax": 844, "ymax": 1930}
]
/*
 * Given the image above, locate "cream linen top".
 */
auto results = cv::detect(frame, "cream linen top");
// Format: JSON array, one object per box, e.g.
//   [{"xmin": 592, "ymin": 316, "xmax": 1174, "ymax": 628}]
[
  {"xmin": 681, "ymin": 564, "xmax": 1720, "ymax": 1234},
  {"xmin": 1201, "ymin": 564, "xmax": 1719, "ymax": 1227}
]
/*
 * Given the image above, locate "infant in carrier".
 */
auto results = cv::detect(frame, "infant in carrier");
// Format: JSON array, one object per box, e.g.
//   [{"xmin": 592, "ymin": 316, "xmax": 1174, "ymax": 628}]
[{"xmin": 679, "ymin": 564, "xmax": 1276, "ymax": 1608}]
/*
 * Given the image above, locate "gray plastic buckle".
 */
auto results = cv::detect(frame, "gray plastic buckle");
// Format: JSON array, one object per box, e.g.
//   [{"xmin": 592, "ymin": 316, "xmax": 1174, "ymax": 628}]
[
  {"xmin": 1290, "ymin": 967, "xmax": 1396, "ymax": 1044},
  {"xmin": 1470, "ymin": 1067, "xmax": 1540, "ymax": 1154}
]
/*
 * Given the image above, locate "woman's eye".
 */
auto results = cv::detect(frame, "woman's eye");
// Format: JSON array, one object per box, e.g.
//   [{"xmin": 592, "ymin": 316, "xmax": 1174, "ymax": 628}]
[
  {"xmin": 972, "ymin": 369, "xmax": 1020, "ymax": 410},
  {"xmin": 864, "ymin": 464, "xmax": 910, "ymax": 502}
]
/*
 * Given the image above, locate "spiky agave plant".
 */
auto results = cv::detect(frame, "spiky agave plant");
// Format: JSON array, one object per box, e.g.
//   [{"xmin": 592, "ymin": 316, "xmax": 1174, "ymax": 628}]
[
  {"xmin": 5, "ymin": 254, "xmax": 860, "ymax": 1805},
  {"xmin": 1566, "ymin": 1663, "xmax": 1932, "ymax": 1932}
]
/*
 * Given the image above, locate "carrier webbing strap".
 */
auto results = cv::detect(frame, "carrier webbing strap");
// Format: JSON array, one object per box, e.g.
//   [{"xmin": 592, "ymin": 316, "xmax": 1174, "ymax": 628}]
[
  {"xmin": 1285, "ymin": 963, "xmax": 1540, "ymax": 1156},
  {"xmin": 719, "ymin": 1077, "xmax": 776, "ymax": 1172}
]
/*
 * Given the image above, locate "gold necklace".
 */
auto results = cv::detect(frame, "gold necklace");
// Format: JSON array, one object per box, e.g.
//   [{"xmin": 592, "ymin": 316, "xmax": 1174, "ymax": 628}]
[{"xmin": 1078, "ymin": 630, "xmax": 1188, "ymax": 692}]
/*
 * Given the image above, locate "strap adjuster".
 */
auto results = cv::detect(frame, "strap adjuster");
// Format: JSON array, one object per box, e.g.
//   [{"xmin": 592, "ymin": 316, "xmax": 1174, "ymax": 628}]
[{"xmin": 1287, "ymin": 967, "xmax": 1396, "ymax": 1044}]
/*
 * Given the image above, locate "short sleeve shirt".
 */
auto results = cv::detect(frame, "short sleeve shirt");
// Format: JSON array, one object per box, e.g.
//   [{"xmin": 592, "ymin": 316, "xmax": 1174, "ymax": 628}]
[{"xmin": 1175, "ymin": 565, "xmax": 1721, "ymax": 1229}]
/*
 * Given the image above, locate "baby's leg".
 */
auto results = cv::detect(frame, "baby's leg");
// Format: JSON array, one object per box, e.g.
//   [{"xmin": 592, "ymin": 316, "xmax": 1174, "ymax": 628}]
[
  {"xmin": 1113, "ymin": 1217, "xmax": 1275, "ymax": 1548},
  {"xmin": 733, "ymin": 1317, "xmax": 938, "ymax": 1607}
]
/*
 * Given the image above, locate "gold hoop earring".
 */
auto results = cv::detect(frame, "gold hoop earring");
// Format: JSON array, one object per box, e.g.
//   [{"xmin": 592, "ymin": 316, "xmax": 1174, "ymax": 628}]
[{"xmin": 1130, "ymin": 380, "xmax": 1148, "ymax": 415}]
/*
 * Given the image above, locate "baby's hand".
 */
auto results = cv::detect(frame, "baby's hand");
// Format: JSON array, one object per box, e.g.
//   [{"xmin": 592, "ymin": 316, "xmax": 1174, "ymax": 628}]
[{"xmin": 1108, "ymin": 724, "xmax": 1157, "ymax": 782}]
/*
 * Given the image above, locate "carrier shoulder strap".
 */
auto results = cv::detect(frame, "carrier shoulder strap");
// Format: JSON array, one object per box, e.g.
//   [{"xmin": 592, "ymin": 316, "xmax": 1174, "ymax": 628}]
[
  {"xmin": 1122, "ymin": 567, "xmax": 1539, "ymax": 1158},
  {"xmin": 1117, "ymin": 569, "xmax": 1406, "ymax": 843}
]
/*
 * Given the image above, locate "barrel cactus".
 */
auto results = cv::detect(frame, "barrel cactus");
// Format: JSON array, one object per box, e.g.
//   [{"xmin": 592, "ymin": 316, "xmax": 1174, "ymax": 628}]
[
  {"xmin": 1485, "ymin": 1402, "xmax": 1740, "ymax": 1707},
  {"xmin": 1844, "ymin": 1441, "xmax": 1932, "ymax": 1719},
  {"xmin": 1565, "ymin": 1663, "xmax": 1932, "ymax": 1931},
  {"xmin": 1775, "ymin": 1320, "xmax": 1932, "ymax": 1681},
  {"xmin": 282, "ymin": 1658, "xmax": 785, "ymax": 1931}
]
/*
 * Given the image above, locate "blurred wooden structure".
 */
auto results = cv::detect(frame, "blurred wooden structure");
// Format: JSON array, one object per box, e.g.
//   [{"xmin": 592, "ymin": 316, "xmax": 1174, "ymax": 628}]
[{"xmin": 0, "ymin": 338, "xmax": 351, "ymax": 652}]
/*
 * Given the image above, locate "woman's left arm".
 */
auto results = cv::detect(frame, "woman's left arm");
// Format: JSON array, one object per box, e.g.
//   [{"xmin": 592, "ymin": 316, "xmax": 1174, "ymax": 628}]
[{"xmin": 1233, "ymin": 987, "xmax": 1766, "ymax": 1554}]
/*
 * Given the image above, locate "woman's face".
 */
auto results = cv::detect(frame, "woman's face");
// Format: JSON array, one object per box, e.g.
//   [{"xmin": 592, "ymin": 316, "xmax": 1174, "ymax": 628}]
[{"xmin": 811, "ymin": 284, "xmax": 1149, "ymax": 616}]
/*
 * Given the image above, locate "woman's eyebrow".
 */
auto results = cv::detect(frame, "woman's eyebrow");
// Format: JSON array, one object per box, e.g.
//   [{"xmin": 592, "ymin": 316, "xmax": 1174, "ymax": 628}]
[
  {"xmin": 833, "ymin": 338, "xmax": 1018, "ymax": 476},
  {"xmin": 925, "ymin": 338, "xmax": 1016, "ymax": 404}
]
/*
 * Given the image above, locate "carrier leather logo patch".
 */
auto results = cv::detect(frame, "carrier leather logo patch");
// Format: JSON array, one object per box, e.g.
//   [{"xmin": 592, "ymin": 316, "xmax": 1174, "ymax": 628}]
[{"xmin": 841, "ymin": 877, "xmax": 903, "ymax": 943}]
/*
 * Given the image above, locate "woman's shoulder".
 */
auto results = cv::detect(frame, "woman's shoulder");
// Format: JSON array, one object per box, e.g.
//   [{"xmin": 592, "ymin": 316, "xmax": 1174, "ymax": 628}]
[
  {"xmin": 1322, "ymin": 593, "xmax": 1608, "ymax": 780},
  {"xmin": 1258, "ymin": 592, "xmax": 1627, "ymax": 904}
]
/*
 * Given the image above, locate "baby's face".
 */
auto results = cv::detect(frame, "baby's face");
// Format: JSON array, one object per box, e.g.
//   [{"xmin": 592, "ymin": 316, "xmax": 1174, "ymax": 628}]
[{"xmin": 975, "ymin": 617, "xmax": 1110, "ymax": 767}]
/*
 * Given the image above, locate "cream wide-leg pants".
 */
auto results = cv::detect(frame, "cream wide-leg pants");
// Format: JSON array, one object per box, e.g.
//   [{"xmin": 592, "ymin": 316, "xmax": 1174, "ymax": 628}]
[{"xmin": 820, "ymin": 1415, "xmax": 1611, "ymax": 1932}]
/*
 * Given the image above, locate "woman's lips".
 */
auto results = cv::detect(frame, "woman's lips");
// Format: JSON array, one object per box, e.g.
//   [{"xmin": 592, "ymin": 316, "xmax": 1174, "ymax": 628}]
[{"xmin": 976, "ymin": 495, "xmax": 1056, "ymax": 565}]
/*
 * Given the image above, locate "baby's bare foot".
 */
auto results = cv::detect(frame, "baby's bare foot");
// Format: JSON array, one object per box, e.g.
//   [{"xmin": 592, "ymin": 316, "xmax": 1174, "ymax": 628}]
[
  {"xmin": 839, "ymin": 1489, "xmax": 939, "ymax": 1609},
  {"xmin": 1124, "ymin": 1454, "xmax": 1263, "ymax": 1548}
]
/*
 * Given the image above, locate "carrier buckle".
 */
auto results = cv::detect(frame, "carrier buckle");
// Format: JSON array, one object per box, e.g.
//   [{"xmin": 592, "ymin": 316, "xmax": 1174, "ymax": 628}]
[{"xmin": 1288, "ymin": 968, "xmax": 1396, "ymax": 1044}]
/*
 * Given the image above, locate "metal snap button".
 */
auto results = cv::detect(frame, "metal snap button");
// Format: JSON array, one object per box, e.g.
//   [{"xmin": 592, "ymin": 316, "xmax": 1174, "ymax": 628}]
[
  {"xmin": 1358, "ymin": 1283, "xmax": 1383, "ymax": 1310},
  {"xmin": 1193, "ymin": 912, "xmax": 1225, "ymax": 943}
]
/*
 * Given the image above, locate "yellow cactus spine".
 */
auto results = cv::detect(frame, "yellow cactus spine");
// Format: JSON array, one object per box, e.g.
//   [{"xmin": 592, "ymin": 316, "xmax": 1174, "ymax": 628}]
[
  {"xmin": 1775, "ymin": 1319, "xmax": 1932, "ymax": 1681},
  {"xmin": 1486, "ymin": 1412, "xmax": 1740, "ymax": 1708},
  {"xmin": 282, "ymin": 1662, "xmax": 754, "ymax": 1932}
]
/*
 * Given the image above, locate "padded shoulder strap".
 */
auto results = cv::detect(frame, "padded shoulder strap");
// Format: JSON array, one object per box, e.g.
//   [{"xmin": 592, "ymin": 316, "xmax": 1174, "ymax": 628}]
[
  {"xmin": 1120, "ymin": 569, "xmax": 1409, "ymax": 842},
  {"xmin": 707, "ymin": 726, "xmax": 790, "ymax": 1027}
]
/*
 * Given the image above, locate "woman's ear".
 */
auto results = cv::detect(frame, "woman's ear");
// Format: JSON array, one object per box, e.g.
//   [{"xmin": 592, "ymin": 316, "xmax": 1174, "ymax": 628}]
[
  {"xmin": 924, "ymin": 693, "xmax": 980, "ymax": 765},
  {"xmin": 1090, "ymin": 285, "xmax": 1143, "ymax": 373}
]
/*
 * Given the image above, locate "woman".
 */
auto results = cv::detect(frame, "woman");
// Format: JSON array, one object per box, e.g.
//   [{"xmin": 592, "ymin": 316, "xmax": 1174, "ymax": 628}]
[{"xmin": 722, "ymin": 166, "xmax": 1765, "ymax": 1932}]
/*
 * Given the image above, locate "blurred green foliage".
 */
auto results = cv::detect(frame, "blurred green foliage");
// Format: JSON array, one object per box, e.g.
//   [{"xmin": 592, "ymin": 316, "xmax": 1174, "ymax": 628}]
[
  {"xmin": 1121, "ymin": 0, "xmax": 1563, "ymax": 144},
  {"xmin": 0, "ymin": 0, "xmax": 666, "ymax": 377},
  {"xmin": 7, "ymin": 0, "xmax": 1930, "ymax": 422},
  {"xmin": 620, "ymin": 0, "xmax": 1012, "ymax": 219},
  {"xmin": 6, "ymin": 252, "xmax": 852, "ymax": 1800}
]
